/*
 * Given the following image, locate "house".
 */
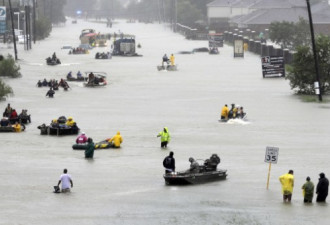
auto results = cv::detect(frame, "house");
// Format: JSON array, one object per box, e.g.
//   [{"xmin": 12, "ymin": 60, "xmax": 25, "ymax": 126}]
[{"xmin": 208, "ymin": 0, "xmax": 330, "ymax": 35}]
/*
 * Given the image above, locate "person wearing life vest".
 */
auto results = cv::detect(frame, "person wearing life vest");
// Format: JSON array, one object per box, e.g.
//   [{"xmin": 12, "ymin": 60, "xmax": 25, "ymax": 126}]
[
  {"xmin": 170, "ymin": 54, "xmax": 175, "ymax": 66},
  {"xmin": 76, "ymin": 132, "xmax": 88, "ymax": 144},
  {"xmin": 279, "ymin": 170, "xmax": 294, "ymax": 202},
  {"xmin": 157, "ymin": 127, "xmax": 170, "ymax": 148},
  {"xmin": 66, "ymin": 117, "xmax": 75, "ymax": 127},
  {"xmin": 221, "ymin": 104, "xmax": 229, "ymax": 120},
  {"xmin": 107, "ymin": 131, "xmax": 123, "ymax": 148}
]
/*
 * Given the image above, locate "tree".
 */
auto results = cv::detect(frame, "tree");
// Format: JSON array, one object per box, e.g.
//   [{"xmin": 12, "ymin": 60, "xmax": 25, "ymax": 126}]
[
  {"xmin": 35, "ymin": 16, "xmax": 52, "ymax": 40},
  {"xmin": 269, "ymin": 21, "xmax": 295, "ymax": 49},
  {"xmin": 0, "ymin": 55, "xmax": 21, "ymax": 78},
  {"xmin": 269, "ymin": 18, "xmax": 310, "ymax": 50},
  {"xmin": 292, "ymin": 17, "xmax": 310, "ymax": 48},
  {"xmin": 286, "ymin": 35, "xmax": 330, "ymax": 94},
  {"xmin": 0, "ymin": 79, "xmax": 13, "ymax": 100}
]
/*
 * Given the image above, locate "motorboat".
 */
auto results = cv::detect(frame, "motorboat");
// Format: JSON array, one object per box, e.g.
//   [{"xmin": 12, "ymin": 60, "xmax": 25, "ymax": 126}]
[
  {"xmin": 83, "ymin": 72, "xmax": 107, "ymax": 87},
  {"xmin": 164, "ymin": 154, "xmax": 227, "ymax": 185},
  {"xmin": 164, "ymin": 169, "xmax": 227, "ymax": 185}
]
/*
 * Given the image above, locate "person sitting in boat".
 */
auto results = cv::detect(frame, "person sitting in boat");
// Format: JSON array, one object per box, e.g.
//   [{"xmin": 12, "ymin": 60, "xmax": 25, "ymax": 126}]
[
  {"xmin": 170, "ymin": 54, "xmax": 175, "ymax": 66},
  {"xmin": 220, "ymin": 104, "xmax": 229, "ymax": 120},
  {"xmin": 237, "ymin": 106, "xmax": 246, "ymax": 119},
  {"xmin": 66, "ymin": 117, "xmax": 75, "ymax": 127},
  {"xmin": 37, "ymin": 80, "xmax": 42, "ymax": 87},
  {"xmin": 52, "ymin": 52, "xmax": 57, "ymax": 61},
  {"xmin": 42, "ymin": 79, "xmax": 48, "ymax": 87},
  {"xmin": 12, "ymin": 121, "xmax": 21, "ymax": 132},
  {"xmin": 162, "ymin": 54, "xmax": 169, "ymax": 66},
  {"xmin": 76, "ymin": 132, "xmax": 88, "ymax": 144},
  {"xmin": 77, "ymin": 71, "xmax": 82, "ymax": 78},
  {"xmin": 58, "ymin": 79, "xmax": 70, "ymax": 90},
  {"xmin": 10, "ymin": 109, "xmax": 18, "ymax": 120},
  {"xmin": 19, "ymin": 109, "xmax": 31, "ymax": 123},
  {"xmin": 3, "ymin": 103, "xmax": 12, "ymax": 117},
  {"xmin": 67, "ymin": 71, "xmax": 73, "ymax": 79},
  {"xmin": 53, "ymin": 80, "xmax": 59, "ymax": 90},
  {"xmin": 50, "ymin": 119, "xmax": 59, "ymax": 128},
  {"xmin": 88, "ymin": 72, "xmax": 95, "ymax": 84},
  {"xmin": 106, "ymin": 131, "xmax": 123, "ymax": 148},
  {"xmin": 228, "ymin": 103, "xmax": 236, "ymax": 119},
  {"xmin": 46, "ymin": 88, "xmax": 55, "ymax": 98},
  {"xmin": 204, "ymin": 154, "xmax": 220, "ymax": 171},
  {"xmin": 0, "ymin": 117, "xmax": 10, "ymax": 127},
  {"xmin": 187, "ymin": 157, "xmax": 200, "ymax": 173}
]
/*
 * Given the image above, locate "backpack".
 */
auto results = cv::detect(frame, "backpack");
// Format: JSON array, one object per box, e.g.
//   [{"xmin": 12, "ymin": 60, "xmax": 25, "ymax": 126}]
[{"xmin": 163, "ymin": 157, "xmax": 171, "ymax": 167}]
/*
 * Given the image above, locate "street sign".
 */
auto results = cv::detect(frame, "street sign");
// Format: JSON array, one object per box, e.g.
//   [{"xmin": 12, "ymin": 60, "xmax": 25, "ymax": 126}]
[
  {"xmin": 261, "ymin": 56, "xmax": 285, "ymax": 78},
  {"xmin": 0, "ymin": 7, "xmax": 6, "ymax": 34},
  {"xmin": 0, "ymin": 7, "xmax": 6, "ymax": 20},
  {"xmin": 264, "ymin": 146, "xmax": 279, "ymax": 164}
]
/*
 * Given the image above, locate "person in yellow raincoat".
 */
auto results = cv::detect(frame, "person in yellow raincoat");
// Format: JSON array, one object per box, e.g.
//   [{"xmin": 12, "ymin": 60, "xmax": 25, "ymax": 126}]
[
  {"xmin": 12, "ymin": 121, "xmax": 21, "ymax": 132},
  {"xmin": 66, "ymin": 117, "xmax": 75, "ymax": 127},
  {"xmin": 279, "ymin": 170, "xmax": 294, "ymax": 202},
  {"xmin": 170, "ymin": 54, "xmax": 175, "ymax": 66},
  {"xmin": 107, "ymin": 131, "xmax": 123, "ymax": 148},
  {"xmin": 220, "ymin": 104, "xmax": 229, "ymax": 120},
  {"xmin": 157, "ymin": 127, "xmax": 170, "ymax": 148}
]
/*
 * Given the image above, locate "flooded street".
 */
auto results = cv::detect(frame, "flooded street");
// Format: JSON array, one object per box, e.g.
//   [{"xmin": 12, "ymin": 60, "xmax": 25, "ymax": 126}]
[{"xmin": 1, "ymin": 19, "xmax": 330, "ymax": 225}]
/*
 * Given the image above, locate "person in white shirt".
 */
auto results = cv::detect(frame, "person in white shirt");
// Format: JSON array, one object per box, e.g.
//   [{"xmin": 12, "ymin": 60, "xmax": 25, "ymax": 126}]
[{"xmin": 57, "ymin": 169, "xmax": 73, "ymax": 193}]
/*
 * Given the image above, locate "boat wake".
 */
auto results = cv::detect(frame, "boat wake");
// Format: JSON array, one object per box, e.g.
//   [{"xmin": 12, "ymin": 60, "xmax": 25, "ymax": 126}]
[{"xmin": 226, "ymin": 118, "xmax": 250, "ymax": 125}]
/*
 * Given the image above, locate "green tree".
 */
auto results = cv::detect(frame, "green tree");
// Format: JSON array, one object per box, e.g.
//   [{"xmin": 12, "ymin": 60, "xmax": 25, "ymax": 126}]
[
  {"xmin": 269, "ymin": 21, "xmax": 295, "ymax": 49},
  {"xmin": 35, "ymin": 16, "xmax": 52, "ymax": 40},
  {"xmin": 0, "ymin": 78, "xmax": 13, "ymax": 100},
  {"xmin": 0, "ymin": 55, "xmax": 21, "ymax": 78},
  {"xmin": 177, "ymin": 0, "xmax": 203, "ymax": 27},
  {"xmin": 292, "ymin": 17, "xmax": 310, "ymax": 48},
  {"xmin": 286, "ymin": 35, "xmax": 330, "ymax": 94},
  {"xmin": 269, "ymin": 18, "xmax": 310, "ymax": 50}
]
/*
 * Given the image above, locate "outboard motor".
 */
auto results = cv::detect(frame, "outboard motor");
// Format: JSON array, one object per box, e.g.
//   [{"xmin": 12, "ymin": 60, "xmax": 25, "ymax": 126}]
[{"xmin": 38, "ymin": 124, "xmax": 48, "ymax": 135}]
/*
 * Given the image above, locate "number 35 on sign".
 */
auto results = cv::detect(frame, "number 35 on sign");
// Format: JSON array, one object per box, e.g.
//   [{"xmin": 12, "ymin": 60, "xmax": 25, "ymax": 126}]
[{"xmin": 264, "ymin": 147, "xmax": 279, "ymax": 164}]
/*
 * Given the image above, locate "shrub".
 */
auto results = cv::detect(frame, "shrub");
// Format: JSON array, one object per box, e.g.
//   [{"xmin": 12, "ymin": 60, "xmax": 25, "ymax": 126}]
[{"xmin": 0, "ymin": 54, "xmax": 21, "ymax": 78}]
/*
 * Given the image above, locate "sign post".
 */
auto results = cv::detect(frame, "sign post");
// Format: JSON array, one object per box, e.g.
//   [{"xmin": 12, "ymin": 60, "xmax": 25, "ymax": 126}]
[{"xmin": 264, "ymin": 146, "xmax": 279, "ymax": 189}]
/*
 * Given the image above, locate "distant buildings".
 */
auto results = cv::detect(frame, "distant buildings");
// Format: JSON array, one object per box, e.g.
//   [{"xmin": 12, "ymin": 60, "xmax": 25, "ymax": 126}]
[{"xmin": 207, "ymin": 0, "xmax": 330, "ymax": 35}]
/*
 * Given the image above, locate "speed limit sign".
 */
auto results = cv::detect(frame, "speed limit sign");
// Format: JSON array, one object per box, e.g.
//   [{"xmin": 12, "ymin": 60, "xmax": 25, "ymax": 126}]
[{"xmin": 264, "ymin": 146, "xmax": 279, "ymax": 164}]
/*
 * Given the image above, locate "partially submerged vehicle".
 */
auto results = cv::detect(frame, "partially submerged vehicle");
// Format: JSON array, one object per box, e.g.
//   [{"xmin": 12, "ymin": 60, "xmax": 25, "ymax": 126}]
[
  {"xmin": 209, "ymin": 47, "xmax": 219, "ymax": 55},
  {"xmin": 83, "ymin": 72, "xmax": 107, "ymax": 87},
  {"xmin": 69, "ymin": 48, "xmax": 89, "ymax": 55},
  {"xmin": 192, "ymin": 47, "xmax": 209, "ymax": 53},
  {"xmin": 112, "ymin": 35, "xmax": 142, "ymax": 57},
  {"xmin": 163, "ymin": 154, "xmax": 227, "ymax": 185},
  {"xmin": 95, "ymin": 52, "xmax": 111, "ymax": 59},
  {"xmin": 157, "ymin": 64, "xmax": 178, "ymax": 71}
]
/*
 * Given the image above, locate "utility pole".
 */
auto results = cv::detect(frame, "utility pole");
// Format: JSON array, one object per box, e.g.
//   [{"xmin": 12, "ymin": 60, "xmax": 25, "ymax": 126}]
[
  {"xmin": 32, "ymin": 0, "xmax": 36, "ymax": 43},
  {"xmin": 8, "ymin": 0, "xmax": 18, "ymax": 60},
  {"xmin": 306, "ymin": 0, "xmax": 322, "ymax": 101}
]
